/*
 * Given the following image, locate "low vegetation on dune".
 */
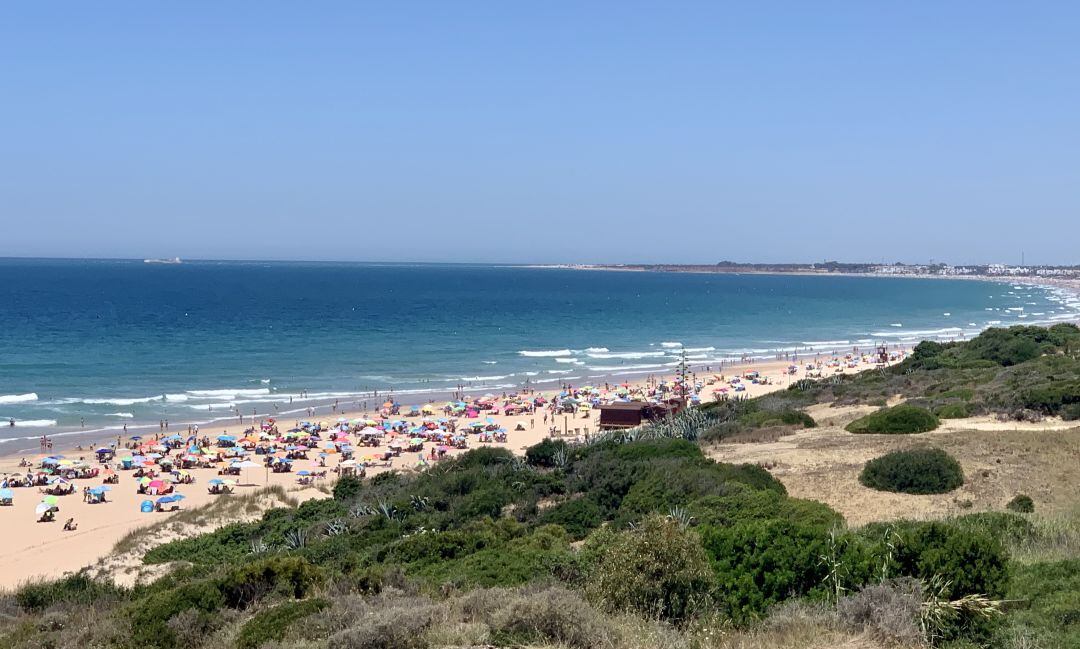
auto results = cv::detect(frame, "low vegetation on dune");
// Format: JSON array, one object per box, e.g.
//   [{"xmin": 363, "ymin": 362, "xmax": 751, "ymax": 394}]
[
  {"xmin": 859, "ymin": 448, "xmax": 965, "ymax": 495},
  {"xmin": 846, "ymin": 405, "xmax": 941, "ymax": 434},
  {"xmin": 2, "ymin": 325, "xmax": 1079, "ymax": 649},
  {"xmin": 747, "ymin": 324, "xmax": 1080, "ymax": 423}
]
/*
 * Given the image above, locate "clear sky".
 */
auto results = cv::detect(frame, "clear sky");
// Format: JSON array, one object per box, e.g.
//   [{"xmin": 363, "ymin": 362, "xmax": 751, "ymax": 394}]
[{"xmin": 2, "ymin": 3, "xmax": 1078, "ymax": 265}]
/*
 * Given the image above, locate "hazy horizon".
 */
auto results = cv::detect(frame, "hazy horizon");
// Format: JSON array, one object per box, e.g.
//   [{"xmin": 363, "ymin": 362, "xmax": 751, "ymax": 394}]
[{"xmin": 3, "ymin": 3, "xmax": 1078, "ymax": 265}]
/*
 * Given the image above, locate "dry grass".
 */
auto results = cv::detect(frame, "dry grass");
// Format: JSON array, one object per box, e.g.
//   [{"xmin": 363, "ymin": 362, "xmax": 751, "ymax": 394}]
[
  {"xmin": 87, "ymin": 485, "xmax": 304, "ymax": 586},
  {"xmin": 705, "ymin": 405, "xmax": 1080, "ymax": 526}
]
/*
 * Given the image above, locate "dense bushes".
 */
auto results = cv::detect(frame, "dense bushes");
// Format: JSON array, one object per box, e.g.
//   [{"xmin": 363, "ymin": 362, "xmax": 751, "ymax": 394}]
[
  {"xmin": 585, "ymin": 516, "xmax": 714, "ymax": 621},
  {"xmin": 701, "ymin": 519, "xmax": 851, "ymax": 622},
  {"xmin": 861, "ymin": 520, "xmax": 1009, "ymax": 600},
  {"xmin": 236, "ymin": 597, "xmax": 329, "ymax": 649},
  {"xmin": 1, "ymin": 410, "xmax": 1044, "ymax": 649},
  {"xmin": 126, "ymin": 556, "xmax": 322, "ymax": 649},
  {"xmin": 934, "ymin": 402, "xmax": 971, "ymax": 419},
  {"xmin": 1007, "ymin": 494, "xmax": 1035, "ymax": 513},
  {"xmin": 859, "ymin": 448, "xmax": 964, "ymax": 495},
  {"xmin": 1004, "ymin": 559, "xmax": 1080, "ymax": 649},
  {"xmin": 846, "ymin": 405, "xmax": 940, "ymax": 434},
  {"xmin": 15, "ymin": 574, "xmax": 125, "ymax": 612},
  {"xmin": 525, "ymin": 437, "xmax": 568, "ymax": 467}
]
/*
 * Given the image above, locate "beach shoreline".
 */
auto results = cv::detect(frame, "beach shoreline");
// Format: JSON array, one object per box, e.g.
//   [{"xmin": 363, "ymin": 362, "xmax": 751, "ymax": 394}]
[
  {"xmin": 0, "ymin": 343, "xmax": 908, "ymax": 459},
  {"xmin": 0, "ymin": 351, "xmax": 891, "ymax": 588}
]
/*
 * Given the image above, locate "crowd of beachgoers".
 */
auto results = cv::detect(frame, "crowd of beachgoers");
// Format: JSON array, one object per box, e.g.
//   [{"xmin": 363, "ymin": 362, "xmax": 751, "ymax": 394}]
[{"xmin": 0, "ymin": 347, "xmax": 902, "ymax": 586}]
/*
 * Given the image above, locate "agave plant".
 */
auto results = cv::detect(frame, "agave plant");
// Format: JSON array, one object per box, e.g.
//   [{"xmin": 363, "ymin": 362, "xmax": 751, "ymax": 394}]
[
  {"xmin": 323, "ymin": 518, "xmax": 349, "ymax": 537},
  {"xmin": 283, "ymin": 528, "xmax": 307, "ymax": 550},
  {"xmin": 667, "ymin": 505, "xmax": 694, "ymax": 530},
  {"xmin": 248, "ymin": 538, "xmax": 271, "ymax": 554},
  {"xmin": 349, "ymin": 502, "xmax": 376, "ymax": 518}
]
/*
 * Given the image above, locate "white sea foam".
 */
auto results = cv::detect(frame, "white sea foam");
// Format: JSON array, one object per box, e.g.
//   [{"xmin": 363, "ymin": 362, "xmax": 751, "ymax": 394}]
[
  {"xmin": 660, "ymin": 342, "xmax": 682, "ymax": 348},
  {"xmin": 554, "ymin": 358, "xmax": 585, "ymax": 365},
  {"xmin": 584, "ymin": 347, "xmax": 609, "ymax": 353},
  {"xmin": 3, "ymin": 419, "xmax": 57, "ymax": 427},
  {"xmin": 481, "ymin": 361, "xmax": 498, "ymax": 365},
  {"xmin": 518, "ymin": 349, "xmax": 572, "ymax": 357},
  {"xmin": 260, "ymin": 379, "xmax": 271, "ymax": 384},
  {"xmin": 871, "ymin": 327, "xmax": 962, "ymax": 338},
  {"xmin": 106, "ymin": 412, "xmax": 135, "ymax": 418},
  {"xmin": 460, "ymin": 375, "xmax": 509, "ymax": 382},
  {"xmin": 0, "ymin": 393, "xmax": 38, "ymax": 404},
  {"xmin": 683, "ymin": 346, "xmax": 716, "ymax": 353},
  {"xmin": 801, "ymin": 340, "xmax": 850, "ymax": 347},
  {"xmin": 586, "ymin": 351, "xmax": 666, "ymax": 359},
  {"xmin": 547, "ymin": 369, "xmax": 574, "ymax": 374},
  {"xmin": 82, "ymin": 396, "xmax": 158, "ymax": 406},
  {"xmin": 587, "ymin": 363, "xmax": 665, "ymax": 372},
  {"xmin": 187, "ymin": 388, "xmax": 271, "ymax": 398},
  {"xmin": 165, "ymin": 394, "xmax": 190, "ymax": 402}
]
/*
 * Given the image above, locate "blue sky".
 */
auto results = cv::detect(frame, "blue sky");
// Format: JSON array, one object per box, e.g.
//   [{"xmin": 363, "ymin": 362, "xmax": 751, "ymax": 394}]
[{"xmin": 2, "ymin": 3, "xmax": 1078, "ymax": 264}]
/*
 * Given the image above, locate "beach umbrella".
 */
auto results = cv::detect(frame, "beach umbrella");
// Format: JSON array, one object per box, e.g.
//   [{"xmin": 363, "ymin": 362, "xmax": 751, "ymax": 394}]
[
  {"xmin": 35, "ymin": 503, "xmax": 54, "ymax": 515},
  {"xmin": 42, "ymin": 495, "xmax": 60, "ymax": 506},
  {"xmin": 297, "ymin": 470, "xmax": 311, "ymax": 476},
  {"xmin": 0, "ymin": 488, "xmax": 13, "ymax": 500}
]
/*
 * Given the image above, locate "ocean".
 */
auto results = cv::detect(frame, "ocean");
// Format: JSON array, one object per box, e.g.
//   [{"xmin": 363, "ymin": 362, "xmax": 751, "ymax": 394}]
[{"xmin": 1, "ymin": 258, "xmax": 1077, "ymax": 448}]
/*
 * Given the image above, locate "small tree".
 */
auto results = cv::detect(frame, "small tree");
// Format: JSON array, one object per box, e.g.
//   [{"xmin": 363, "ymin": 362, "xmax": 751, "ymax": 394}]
[{"xmin": 585, "ymin": 515, "xmax": 714, "ymax": 622}]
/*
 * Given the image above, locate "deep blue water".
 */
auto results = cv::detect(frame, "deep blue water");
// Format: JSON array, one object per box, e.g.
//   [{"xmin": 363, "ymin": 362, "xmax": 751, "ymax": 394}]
[{"xmin": 1, "ymin": 259, "xmax": 1076, "ymax": 444}]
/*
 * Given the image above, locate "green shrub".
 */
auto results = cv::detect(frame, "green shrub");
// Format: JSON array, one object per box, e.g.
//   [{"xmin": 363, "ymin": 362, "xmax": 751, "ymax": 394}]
[
  {"xmin": 1007, "ymin": 494, "xmax": 1035, "ymax": 513},
  {"xmin": 537, "ymin": 497, "xmax": 603, "ymax": 539},
  {"xmin": 585, "ymin": 516, "xmax": 714, "ymax": 622},
  {"xmin": 687, "ymin": 487, "xmax": 843, "ymax": 531},
  {"xmin": 739, "ymin": 409, "xmax": 817, "ymax": 429},
  {"xmin": 859, "ymin": 448, "xmax": 964, "ymax": 495},
  {"xmin": 860, "ymin": 520, "xmax": 1009, "ymax": 599},
  {"xmin": 412, "ymin": 525, "xmax": 572, "ymax": 588},
  {"xmin": 333, "ymin": 474, "xmax": 364, "ymax": 501},
  {"xmin": 127, "ymin": 580, "xmax": 225, "ymax": 649},
  {"xmin": 950, "ymin": 512, "xmax": 1036, "ymax": 547},
  {"xmin": 846, "ymin": 405, "xmax": 940, "ymax": 434},
  {"xmin": 1002, "ymin": 559, "xmax": 1080, "ymax": 649},
  {"xmin": 934, "ymin": 402, "xmax": 971, "ymax": 419},
  {"xmin": 235, "ymin": 598, "xmax": 329, "ymax": 649},
  {"xmin": 525, "ymin": 438, "xmax": 568, "ymax": 468},
  {"xmin": 219, "ymin": 555, "xmax": 324, "ymax": 609},
  {"xmin": 15, "ymin": 574, "xmax": 125, "ymax": 612},
  {"xmin": 700, "ymin": 520, "xmax": 853, "ymax": 622}
]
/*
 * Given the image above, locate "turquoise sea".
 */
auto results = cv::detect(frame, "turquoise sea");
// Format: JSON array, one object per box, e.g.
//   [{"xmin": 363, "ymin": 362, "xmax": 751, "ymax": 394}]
[{"xmin": 1, "ymin": 259, "xmax": 1076, "ymax": 449}]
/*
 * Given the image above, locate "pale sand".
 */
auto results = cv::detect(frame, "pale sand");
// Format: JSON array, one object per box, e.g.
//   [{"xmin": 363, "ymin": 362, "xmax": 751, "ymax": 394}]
[{"xmin": 0, "ymin": 353, "xmax": 887, "ymax": 588}]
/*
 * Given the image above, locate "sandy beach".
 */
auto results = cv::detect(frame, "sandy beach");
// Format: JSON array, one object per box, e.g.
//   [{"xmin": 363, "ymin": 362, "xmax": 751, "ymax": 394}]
[{"xmin": 0, "ymin": 350, "xmax": 893, "ymax": 589}]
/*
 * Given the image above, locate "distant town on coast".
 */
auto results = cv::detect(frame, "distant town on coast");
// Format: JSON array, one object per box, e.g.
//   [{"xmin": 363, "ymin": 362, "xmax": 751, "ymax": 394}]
[{"xmin": 567, "ymin": 260, "xmax": 1080, "ymax": 278}]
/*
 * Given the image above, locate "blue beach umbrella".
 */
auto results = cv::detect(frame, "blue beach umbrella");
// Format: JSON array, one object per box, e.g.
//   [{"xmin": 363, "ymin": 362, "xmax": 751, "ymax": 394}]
[{"xmin": 0, "ymin": 488, "xmax": 13, "ymax": 499}]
